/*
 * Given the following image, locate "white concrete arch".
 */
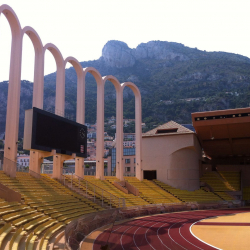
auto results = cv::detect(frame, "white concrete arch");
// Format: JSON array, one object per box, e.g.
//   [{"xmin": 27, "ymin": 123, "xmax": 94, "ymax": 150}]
[
  {"xmin": 83, "ymin": 67, "xmax": 104, "ymax": 179},
  {"xmin": 0, "ymin": 5, "xmax": 21, "ymax": 34},
  {"xmin": 44, "ymin": 43, "xmax": 65, "ymax": 116},
  {"xmin": 22, "ymin": 26, "xmax": 44, "ymax": 109},
  {"xmin": 65, "ymin": 57, "xmax": 84, "ymax": 178},
  {"xmin": 64, "ymin": 57, "xmax": 84, "ymax": 124},
  {"xmin": 103, "ymin": 75, "xmax": 124, "ymax": 180},
  {"xmin": 0, "ymin": 4, "xmax": 23, "ymax": 176},
  {"xmin": 121, "ymin": 82, "xmax": 142, "ymax": 180}
]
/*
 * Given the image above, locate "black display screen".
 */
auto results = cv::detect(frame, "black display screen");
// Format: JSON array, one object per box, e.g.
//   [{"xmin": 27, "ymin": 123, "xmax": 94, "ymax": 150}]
[{"xmin": 31, "ymin": 108, "xmax": 87, "ymax": 157}]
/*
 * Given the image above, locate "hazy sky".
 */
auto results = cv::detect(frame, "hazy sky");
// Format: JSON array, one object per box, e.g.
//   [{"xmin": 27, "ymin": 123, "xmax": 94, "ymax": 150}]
[{"xmin": 0, "ymin": 0, "xmax": 250, "ymax": 82}]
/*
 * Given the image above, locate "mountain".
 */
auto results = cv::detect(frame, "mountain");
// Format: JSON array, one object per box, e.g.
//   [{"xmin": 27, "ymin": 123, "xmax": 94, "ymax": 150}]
[{"xmin": 1, "ymin": 40, "xmax": 250, "ymax": 138}]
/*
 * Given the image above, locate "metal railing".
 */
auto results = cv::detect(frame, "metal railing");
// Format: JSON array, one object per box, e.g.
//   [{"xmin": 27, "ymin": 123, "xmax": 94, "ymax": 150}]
[
  {"xmin": 61, "ymin": 174, "xmax": 125, "ymax": 208},
  {"xmin": 84, "ymin": 171, "xmax": 96, "ymax": 176}
]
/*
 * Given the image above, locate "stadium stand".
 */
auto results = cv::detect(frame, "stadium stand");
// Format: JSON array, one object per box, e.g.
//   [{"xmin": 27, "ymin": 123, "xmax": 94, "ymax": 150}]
[
  {"xmin": 0, "ymin": 171, "xmax": 103, "ymax": 250},
  {"xmin": 200, "ymin": 171, "xmax": 234, "ymax": 191},
  {"xmin": 0, "ymin": 169, "xmax": 239, "ymax": 249},
  {"xmin": 200, "ymin": 171, "xmax": 241, "ymax": 200},
  {"xmin": 84, "ymin": 176, "xmax": 149, "ymax": 207},
  {"xmin": 62, "ymin": 174, "xmax": 125, "ymax": 208},
  {"xmin": 243, "ymin": 186, "xmax": 250, "ymax": 200},
  {"xmin": 153, "ymin": 179, "xmax": 222, "ymax": 202},
  {"xmin": 124, "ymin": 177, "xmax": 181, "ymax": 204},
  {"xmin": 218, "ymin": 171, "xmax": 241, "ymax": 191}
]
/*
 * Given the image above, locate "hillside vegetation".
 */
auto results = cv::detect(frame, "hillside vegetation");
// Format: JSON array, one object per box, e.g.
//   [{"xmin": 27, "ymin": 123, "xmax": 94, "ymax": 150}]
[{"xmin": 1, "ymin": 40, "xmax": 250, "ymax": 137}]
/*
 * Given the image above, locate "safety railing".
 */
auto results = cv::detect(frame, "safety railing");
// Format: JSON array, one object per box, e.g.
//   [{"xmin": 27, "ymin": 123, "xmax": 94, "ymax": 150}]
[
  {"xmin": 61, "ymin": 174, "xmax": 126, "ymax": 209},
  {"xmin": 102, "ymin": 172, "xmax": 136, "ymax": 177},
  {"xmin": 75, "ymin": 174, "xmax": 126, "ymax": 208},
  {"xmin": 84, "ymin": 170, "xmax": 96, "ymax": 176}
]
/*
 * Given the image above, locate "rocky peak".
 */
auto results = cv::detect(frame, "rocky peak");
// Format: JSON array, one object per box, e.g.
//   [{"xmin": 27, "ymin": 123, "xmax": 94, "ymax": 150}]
[
  {"xmin": 133, "ymin": 41, "xmax": 189, "ymax": 61},
  {"xmin": 102, "ymin": 40, "xmax": 135, "ymax": 68},
  {"xmin": 101, "ymin": 40, "xmax": 189, "ymax": 68}
]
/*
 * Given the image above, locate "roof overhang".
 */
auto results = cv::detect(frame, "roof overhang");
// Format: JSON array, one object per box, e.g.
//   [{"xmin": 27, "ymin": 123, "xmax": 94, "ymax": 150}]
[{"xmin": 192, "ymin": 107, "xmax": 250, "ymax": 159}]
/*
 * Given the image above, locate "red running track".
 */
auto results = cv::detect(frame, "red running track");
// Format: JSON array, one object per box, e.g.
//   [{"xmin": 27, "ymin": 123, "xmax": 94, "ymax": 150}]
[{"xmin": 93, "ymin": 208, "xmax": 250, "ymax": 250}]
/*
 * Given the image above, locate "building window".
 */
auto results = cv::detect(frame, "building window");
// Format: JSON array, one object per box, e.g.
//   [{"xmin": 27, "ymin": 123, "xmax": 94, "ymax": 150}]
[
  {"xmin": 134, "ymin": 158, "xmax": 136, "ymax": 163},
  {"xmin": 123, "ymin": 148, "xmax": 135, "ymax": 156},
  {"xmin": 125, "ymin": 159, "xmax": 130, "ymax": 164},
  {"xmin": 156, "ymin": 128, "xmax": 178, "ymax": 134},
  {"xmin": 125, "ymin": 167, "xmax": 131, "ymax": 172}
]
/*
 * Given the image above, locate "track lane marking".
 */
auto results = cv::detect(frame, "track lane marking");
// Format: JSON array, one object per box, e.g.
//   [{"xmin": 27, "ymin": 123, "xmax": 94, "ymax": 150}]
[
  {"xmin": 93, "ymin": 208, "xmax": 250, "ymax": 250},
  {"xmin": 189, "ymin": 219, "xmax": 221, "ymax": 250},
  {"xmin": 120, "ymin": 219, "xmax": 149, "ymax": 250}
]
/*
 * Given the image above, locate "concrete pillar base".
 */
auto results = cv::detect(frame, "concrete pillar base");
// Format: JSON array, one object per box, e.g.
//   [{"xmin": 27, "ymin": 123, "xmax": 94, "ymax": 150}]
[
  {"xmin": 75, "ymin": 157, "xmax": 84, "ymax": 178},
  {"xmin": 52, "ymin": 153, "xmax": 76, "ymax": 180},
  {"xmin": 29, "ymin": 150, "xmax": 56, "ymax": 178},
  {"xmin": 3, "ymin": 158, "xmax": 16, "ymax": 178}
]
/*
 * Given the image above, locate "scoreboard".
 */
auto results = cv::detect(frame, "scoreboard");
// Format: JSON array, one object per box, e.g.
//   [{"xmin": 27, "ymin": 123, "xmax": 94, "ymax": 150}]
[{"xmin": 23, "ymin": 107, "xmax": 87, "ymax": 158}]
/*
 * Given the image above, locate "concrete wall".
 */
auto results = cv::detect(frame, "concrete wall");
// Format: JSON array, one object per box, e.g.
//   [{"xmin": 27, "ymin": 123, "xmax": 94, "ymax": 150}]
[
  {"xmin": 0, "ymin": 182, "xmax": 21, "ymax": 202},
  {"xmin": 142, "ymin": 133, "xmax": 202, "ymax": 191}
]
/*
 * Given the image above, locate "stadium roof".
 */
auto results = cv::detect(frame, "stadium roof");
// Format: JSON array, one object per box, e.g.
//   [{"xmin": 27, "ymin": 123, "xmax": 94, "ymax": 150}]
[
  {"xmin": 143, "ymin": 121, "xmax": 194, "ymax": 137},
  {"xmin": 192, "ymin": 107, "xmax": 250, "ymax": 159}
]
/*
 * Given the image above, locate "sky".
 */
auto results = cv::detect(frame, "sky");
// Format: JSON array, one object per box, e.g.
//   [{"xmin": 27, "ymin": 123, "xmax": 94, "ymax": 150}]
[{"xmin": 0, "ymin": 0, "xmax": 250, "ymax": 82}]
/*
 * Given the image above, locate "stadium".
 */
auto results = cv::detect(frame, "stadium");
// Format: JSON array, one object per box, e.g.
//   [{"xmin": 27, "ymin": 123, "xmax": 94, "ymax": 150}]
[{"xmin": 0, "ymin": 4, "xmax": 250, "ymax": 250}]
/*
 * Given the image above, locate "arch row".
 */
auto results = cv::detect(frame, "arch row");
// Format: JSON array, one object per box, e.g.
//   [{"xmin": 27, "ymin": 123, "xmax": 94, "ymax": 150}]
[{"xmin": 0, "ymin": 4, "xmax": 142, "ymax": 180}]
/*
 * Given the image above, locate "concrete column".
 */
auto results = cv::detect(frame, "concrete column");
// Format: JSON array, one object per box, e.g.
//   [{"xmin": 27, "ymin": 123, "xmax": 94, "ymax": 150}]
[
  {"xmin": 55, "ymin": 64, "xmax": 65, "ymax": 116},
  {"xmin": 65, "ymin": 57, "xmax": 85, "ymax": 179},
  {"xmin": 121, "ymin": 82, "xmax": 142, "ymax": 181},
  {"xmin": 22, "ymin": 27, "xmax": 44, "ymax": 109},
  {"xmin": 102, "ymin": 76, "xmax": 123, "ymax": 181},
  {"xmin": 52, "ymin": 154, "xmax": 75, "ymax": 179},
  {"xmin": 1, "ymin": 6, "xmax": 23, "ymax": 177},
  {"xmin": 116, "ymin": 89, "xmax": 124, "ymax": 181},
  {"xmin": 22, "ymin": 27, "xmax": 44, "ymax": 176},
  {"xmin": 96, "ymin": 83, "xmax": 105, "ymax": 180},
  {"xmin": 135, "ymin": 92, "xmax": 143, "ymax": 181},
  {"xmin": 52, "ymin": 155, "xmax": 64, "ymax": 179},
  {"xmin": 44, "ymin": 44, "xmax": 65, "ymax": 116},
  {"xmin": 29, "ymin": 151, "xmax": 42, "ymax": 173},
  {"xmin": 75, "ymin": 158, "xmax": 84, "ymax": 178},
  {"xmin": 29, "ymin": 150, "xmax": 56, "ymax": 176},
  {"xmin": 83, "ymin": 68, "xmax": 104, "ymax": 180},
  {"xmin": 32, "ymin": 48, "xmax": 44, "ymax": 108},
  {"xmin": 44, "ymin": 44, "xmax": 65, "ymax": 178}
]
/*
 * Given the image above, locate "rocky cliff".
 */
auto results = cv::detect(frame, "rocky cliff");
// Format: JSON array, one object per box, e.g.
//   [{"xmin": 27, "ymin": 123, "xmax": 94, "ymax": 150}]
[{"xmin": 101, "ymin": 40, "xmax": 191, "ymax": 68}]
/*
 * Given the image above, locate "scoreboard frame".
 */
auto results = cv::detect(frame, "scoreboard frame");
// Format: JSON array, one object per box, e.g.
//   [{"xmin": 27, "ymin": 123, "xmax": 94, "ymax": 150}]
[{"xmin": 23, "ymin": 107, "xmax": 87, "ymax": 158}]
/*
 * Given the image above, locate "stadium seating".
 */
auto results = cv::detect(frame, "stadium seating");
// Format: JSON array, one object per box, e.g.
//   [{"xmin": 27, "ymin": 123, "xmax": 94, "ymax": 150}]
[
  {"xmin": 153, "ymin": 179, "xmax": 222, "ymax": 202},
  {"xmin": 218, "ymin": 171, "xmax": 241, "ymax": 191},
  {"xmin": 214, "ymin": 191, "xmax": 234, "ymax": 200},
  {"xmin": 200, "ymin": 171, "xmax": 235, "ymax": 191},
  {"xmin": 0, "ymin": 171, "xmax": 102, "ymax": 250},
  {"xmin": 124, "ymin": 178, "xmax": 181, "ymax": 204},
  {"xmin": 84, "ymin": 176, "xmax": 150, "ymax": 207},
  {"xmin": 243, "ymin": 186, "xmax": 250, "ymax": 200},
  {"xmin": 0, "ymin": 170, "xmax": 240, "ymax": 249}
]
